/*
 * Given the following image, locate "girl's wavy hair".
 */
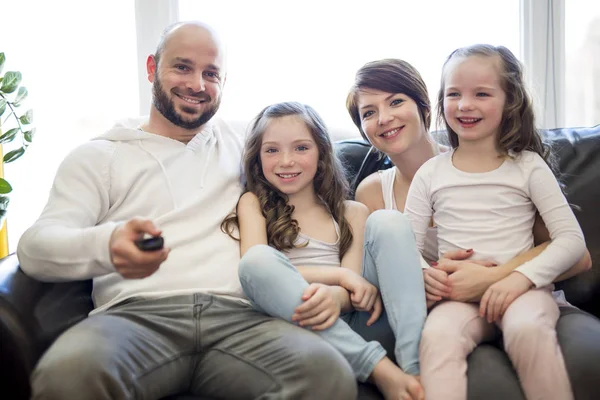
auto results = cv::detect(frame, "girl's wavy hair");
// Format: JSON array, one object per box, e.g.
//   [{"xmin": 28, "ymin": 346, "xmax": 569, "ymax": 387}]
[
  {"xmin": 436, "ymin": 44, "xmax": 558, "ymax": 174},
  {"xmin": 346, "ymin": 58, "xmax": 432, "ymax": 142},
  {"xmin": 222, "ymin": 102, "xmax": 354, "ymax": 260}
]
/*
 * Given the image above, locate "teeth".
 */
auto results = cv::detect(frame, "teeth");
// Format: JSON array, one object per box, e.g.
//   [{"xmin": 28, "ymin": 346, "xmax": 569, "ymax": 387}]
[
  {"xmin": 381, "ymin": 128, "xmax": 399, "ymax": 137},
  {"xmin": 278, "ymin": 173, "xmax": 299, "ymax": 178},
  {"xmin": 459, "ymin": 118, "xmax": 480, "ymax": 123},
  {"xmin": 178, "ymin": 94, "xmax": 202, "ymax": 104}
]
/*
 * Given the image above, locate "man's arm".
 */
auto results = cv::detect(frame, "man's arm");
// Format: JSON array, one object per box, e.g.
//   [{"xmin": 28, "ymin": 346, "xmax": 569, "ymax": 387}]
[{"xmin": 18, "ymin": 142, "xmax": 120, "ymax": 281}]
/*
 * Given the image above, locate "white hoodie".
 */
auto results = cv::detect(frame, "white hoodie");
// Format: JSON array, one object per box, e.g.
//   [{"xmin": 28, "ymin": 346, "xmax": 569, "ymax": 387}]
[{"xmin": 17, "ymin": 117, "xmax": 246, "ymax": 312}]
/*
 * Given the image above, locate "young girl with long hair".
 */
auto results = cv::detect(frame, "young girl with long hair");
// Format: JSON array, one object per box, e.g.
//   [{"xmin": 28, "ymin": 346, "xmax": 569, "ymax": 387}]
[
  {"xmin": 404, "ymin": 44, "xmax": 586, "ymax": 400},
  {"xmin": 223, "ymin": 101, "xmax": 427, "ymax": 400}
]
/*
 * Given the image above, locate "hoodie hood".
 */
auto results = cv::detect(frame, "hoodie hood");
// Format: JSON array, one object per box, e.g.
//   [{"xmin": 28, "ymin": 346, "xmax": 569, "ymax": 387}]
[
  {"xmin": 92, "ymin": 116, "xmax": 217, "ymax": 146},
  {"xmin": 91, "ymin": 116, "xmax": 221, "ymax": 194}
]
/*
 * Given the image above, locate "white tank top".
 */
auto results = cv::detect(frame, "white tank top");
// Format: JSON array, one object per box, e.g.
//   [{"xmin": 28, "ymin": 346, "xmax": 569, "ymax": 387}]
[
  {"xmin": 284, "ymin": 217, "xmax": 341, "ymax": 268},
  {"xmin": 379, "ymin": 167, "xmax": 439, "ymax": 264}
]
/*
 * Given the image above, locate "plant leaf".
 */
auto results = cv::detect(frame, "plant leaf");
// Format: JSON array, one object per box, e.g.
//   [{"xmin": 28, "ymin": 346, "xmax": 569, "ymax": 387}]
[
  {"xmin": 0, "ymin": 53, "xmax": 5, "ymax": 75},
  {"xmin": 13, "ymin": 86, "xmax": 27, "ymax": 105},
  {"xmin": 24, "ymin": 128, "xmax": 36, "ymax": 142},
  {"xmin": 0, "ymin": 71, "xmax": 22, "ymax": 94},
  {"xmin": 3, "ymin": 147, "xmax": 25, "ymax": 163},
  {"xmin": 0, "ymin": 127, "xmax": 19, "ymax": 144},
  {"xmin": 0, "ymin": 98, "xmax": 6, "ymax": 116},
  {"xmin": 19, "ymin": 109, "xmax": 33, "ymax": 125},
  {"xmin": 0, "ymin": 178, "xmax": 12, "ymax": 194}
]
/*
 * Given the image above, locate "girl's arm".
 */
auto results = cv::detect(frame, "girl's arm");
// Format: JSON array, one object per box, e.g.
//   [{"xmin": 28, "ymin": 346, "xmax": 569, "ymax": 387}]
[
  {"xmin": 404, "ymin": 167, "xmax": 434, "ymax": 254},
  {"xmin": 513, "ymin": 157, "xmax": 587, "ymax": 287},
  {"xmin": 532, "ymin": 214, "xmax": 592, "ymax": 281},
  {"xmin": 338, "ymin": 200, "xmax": 377, "ymax": 314},
  {"xmin": 339, "ymin": 200, "xmax": 370, "ymax": 276},
  {"xmin": 237, "ymin": 192, "xmax": 353, "ymax": 311},
  {"xmin": 237, "ymin": 192, "xmax": 269, "ymax": 256}
]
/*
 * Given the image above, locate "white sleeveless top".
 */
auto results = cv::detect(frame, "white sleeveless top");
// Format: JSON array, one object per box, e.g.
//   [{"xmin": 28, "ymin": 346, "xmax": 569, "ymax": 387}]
[
  {"xmin": 379, "ymin": 167, "xmax": 439, "ymax": 265},
  {"xmin": 284, "ymin": 217, "xmax": 341, "ymax": 268}
]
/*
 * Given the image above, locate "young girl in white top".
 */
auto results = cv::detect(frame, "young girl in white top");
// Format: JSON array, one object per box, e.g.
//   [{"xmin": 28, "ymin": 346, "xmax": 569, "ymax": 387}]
[
  {"xmin": 223, "ymin": 102, "xmax": 427, "ymax": 400},
  {"xmin": 404, "ymin": 44, "xmax": 586, "ymax": 400}
]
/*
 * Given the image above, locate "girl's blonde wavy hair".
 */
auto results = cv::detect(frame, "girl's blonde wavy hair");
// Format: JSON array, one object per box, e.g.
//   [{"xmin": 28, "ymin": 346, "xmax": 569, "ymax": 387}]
[{"xmin": 222, "ymin": 102, "xmax": 353, "ymax": 260}]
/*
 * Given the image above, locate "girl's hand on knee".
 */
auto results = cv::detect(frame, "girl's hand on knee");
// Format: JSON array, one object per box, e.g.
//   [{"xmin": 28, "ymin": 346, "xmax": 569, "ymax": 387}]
[
  {"xmin": 479, "ymin": 272, "xmax": 533, "ymax": 322},
  {"xmin": 339, "ymin": 270, "xmax": 378, "ymax": 312},
  {"xmin": 366, "ymin": 294, "xmax": 383, "ymax": 326},
  {"xmin": 293, "ymin": 283, "xmax": 341, "ymax": 331}
]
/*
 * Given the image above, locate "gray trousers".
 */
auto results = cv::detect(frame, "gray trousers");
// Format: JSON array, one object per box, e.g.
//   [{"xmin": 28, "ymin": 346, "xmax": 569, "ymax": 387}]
[{"xmin": 31, "ymin": 293, "xmax": 357, "ymax": 400}]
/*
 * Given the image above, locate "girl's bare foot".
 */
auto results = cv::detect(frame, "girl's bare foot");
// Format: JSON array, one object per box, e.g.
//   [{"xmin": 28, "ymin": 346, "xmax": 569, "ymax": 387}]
[{"xmin": 370, "ymin": 358, "xmax": 424, "ymax": 400}]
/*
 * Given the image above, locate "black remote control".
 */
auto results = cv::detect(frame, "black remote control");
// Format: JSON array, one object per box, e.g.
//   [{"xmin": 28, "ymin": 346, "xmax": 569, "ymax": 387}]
[{"xmin": 135, "ymin": 236, "xmax": 164, "ymax": 251}]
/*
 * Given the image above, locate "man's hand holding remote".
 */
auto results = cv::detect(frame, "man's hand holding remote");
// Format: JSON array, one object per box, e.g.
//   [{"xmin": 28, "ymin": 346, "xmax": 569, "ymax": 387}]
[{"xmin": 109, "ymin": 218, "xmax": 169, "ymax": 279}]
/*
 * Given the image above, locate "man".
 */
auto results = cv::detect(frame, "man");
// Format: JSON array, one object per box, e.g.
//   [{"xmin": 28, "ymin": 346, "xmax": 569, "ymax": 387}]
[{"xmin": 17, "ymin": 21, "xmax": 357, "ymax": 399}]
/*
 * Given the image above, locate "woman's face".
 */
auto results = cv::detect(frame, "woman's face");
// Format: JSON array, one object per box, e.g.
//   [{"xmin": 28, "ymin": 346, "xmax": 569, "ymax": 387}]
[{"xmin": 356, "ymin": 88, "xmax": 426, "ymax": 156}]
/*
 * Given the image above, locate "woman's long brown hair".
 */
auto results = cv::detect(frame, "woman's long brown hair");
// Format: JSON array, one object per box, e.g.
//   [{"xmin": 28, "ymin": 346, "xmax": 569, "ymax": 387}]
[{"xmin": 222, "ymin": 102, "xmax": 354, "ymax": 260}]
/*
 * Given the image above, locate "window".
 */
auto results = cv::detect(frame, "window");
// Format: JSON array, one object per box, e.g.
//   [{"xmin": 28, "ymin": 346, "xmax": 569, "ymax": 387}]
[
  {"xmin": 178, "ymin": 0, "xmax": 521, "ymax": 138},
  {"xmin": 565, "ymin": 0, "xmax": 600, "ymax": 127},
  {"xmin": 1, "ymin": 0, "xmax": 139, "ymax": 250}
]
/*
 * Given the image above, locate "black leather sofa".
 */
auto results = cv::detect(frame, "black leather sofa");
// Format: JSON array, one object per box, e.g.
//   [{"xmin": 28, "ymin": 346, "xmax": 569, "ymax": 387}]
[{"xmin": 0, "ymin": 125, "xmax": 598, "ymax": 399}]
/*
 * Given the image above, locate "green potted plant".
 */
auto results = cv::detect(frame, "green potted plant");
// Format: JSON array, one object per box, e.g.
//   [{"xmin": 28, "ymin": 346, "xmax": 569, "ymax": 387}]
[{"xmin": 0, "ymin": 52, "xmax": 35, "ymax": 221}]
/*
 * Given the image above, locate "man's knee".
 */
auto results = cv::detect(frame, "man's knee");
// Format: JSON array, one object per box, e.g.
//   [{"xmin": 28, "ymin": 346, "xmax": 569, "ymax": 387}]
[{"xmin": 32, "ymin": 343, "xmax": 126, "ymax": 399}]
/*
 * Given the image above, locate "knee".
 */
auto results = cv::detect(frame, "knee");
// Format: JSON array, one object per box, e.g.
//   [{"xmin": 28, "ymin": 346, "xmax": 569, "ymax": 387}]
[
  {"xmin": 32, "ymin": 345, "xmax": 124, "ymax": 399},
  {"xmin": 366, "ymin": 210, "xmax": 413, "ymax": 239},
  {"xmin": 238, "ymin": 244, "xmax": 279, "ymax": 284},
  {"xmin": 420, "ymin": 325, "xmax": 465, "ymax": 357},
  {"xmin": 296, "ymin": 342, "xmax": 357, "ymax": 399},
  {"xmin": 503, "ymin": 320, "xmax": 554, "ymax": 351}
]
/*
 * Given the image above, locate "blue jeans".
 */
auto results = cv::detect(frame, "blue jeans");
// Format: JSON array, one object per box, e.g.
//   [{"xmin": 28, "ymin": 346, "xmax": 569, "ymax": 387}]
[{"xmin": 239, "ymin": 210, "xmax": 427, "ymax": 380}]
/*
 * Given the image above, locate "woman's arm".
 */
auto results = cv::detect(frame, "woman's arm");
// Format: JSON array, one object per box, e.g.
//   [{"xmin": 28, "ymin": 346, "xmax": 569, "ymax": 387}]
[
  {"xmin": 355, "ymin": 173, "xmax": 385, "ymax": 213},
  {"xmin": 438, "ymin": 219, "xmax": 591, "ymax": 302}
]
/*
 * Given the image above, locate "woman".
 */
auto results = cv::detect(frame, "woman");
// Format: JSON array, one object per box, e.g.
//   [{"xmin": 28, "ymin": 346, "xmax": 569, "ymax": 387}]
[{"xmin": 345, "ymin": 58, "xmax": 594, "ymax": 398}]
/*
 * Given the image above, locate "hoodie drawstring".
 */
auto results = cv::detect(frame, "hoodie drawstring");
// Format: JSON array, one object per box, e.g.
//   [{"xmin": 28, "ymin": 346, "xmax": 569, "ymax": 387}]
[
  {"xmin": 138, "ymin": 140, "xmax": 178, "ymax": 209},
  {"xmin": 199, "ymin": 136, "xmax": 216, "ymax": 189}
]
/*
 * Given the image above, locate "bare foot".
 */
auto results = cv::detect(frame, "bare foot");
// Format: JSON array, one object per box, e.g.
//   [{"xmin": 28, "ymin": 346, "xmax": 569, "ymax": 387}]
[{"xmin": 370, "ymin": 358, "xmax": 424, "ymax": 400}]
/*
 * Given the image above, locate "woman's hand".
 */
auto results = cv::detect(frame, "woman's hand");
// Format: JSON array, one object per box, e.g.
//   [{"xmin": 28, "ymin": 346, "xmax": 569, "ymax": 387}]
[
  {"xmin": 432, "ymin": 249, "xmax": 500, "ymax": 302},
  {"xmin": 292, "ymin": 283, "xmax": 341, "ymax": 331},
  {"xmin": 423, "ymin": 267, "xmax": 450, "ymax": 306},
  {"xmin": 479, "ymin": 272, "xmax": 533, "ymax": 322}
]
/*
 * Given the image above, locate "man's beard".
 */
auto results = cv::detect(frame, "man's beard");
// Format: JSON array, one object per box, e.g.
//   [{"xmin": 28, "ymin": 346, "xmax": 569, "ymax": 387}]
[{"xmin": 152, "ymin": 76, "xmax": 220, "ymax": 130}]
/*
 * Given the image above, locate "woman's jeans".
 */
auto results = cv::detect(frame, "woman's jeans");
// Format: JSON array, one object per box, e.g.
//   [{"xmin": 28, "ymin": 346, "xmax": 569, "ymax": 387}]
[{"xmin": 239, "ymin": 210, "xmax": 427, "ymax": 381}]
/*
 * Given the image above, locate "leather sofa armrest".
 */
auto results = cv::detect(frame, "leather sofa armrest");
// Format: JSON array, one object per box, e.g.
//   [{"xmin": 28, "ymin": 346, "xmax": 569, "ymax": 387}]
[{"xmin": 0, "ymin": 254, "xmax": 43, "ymax": 397}]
